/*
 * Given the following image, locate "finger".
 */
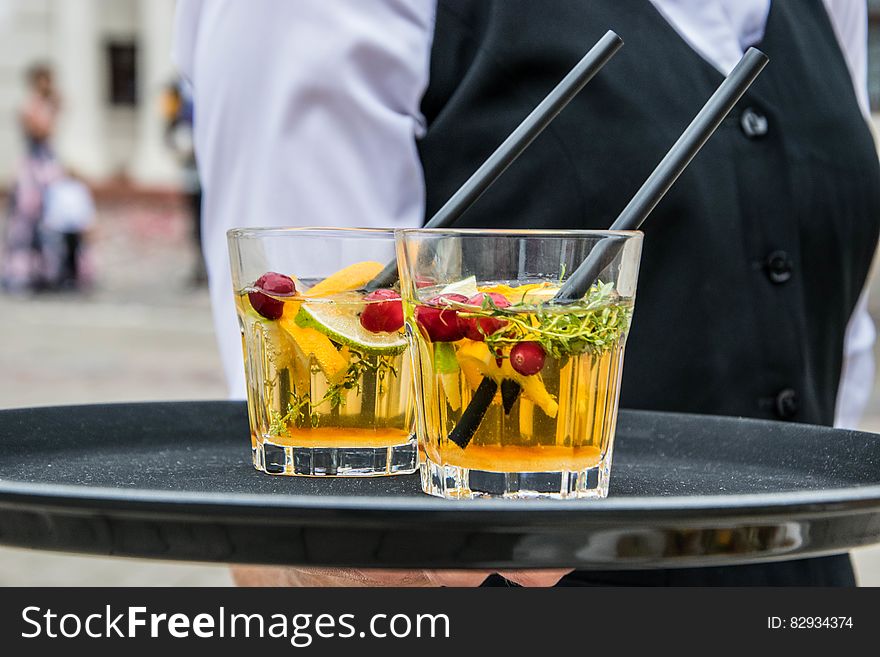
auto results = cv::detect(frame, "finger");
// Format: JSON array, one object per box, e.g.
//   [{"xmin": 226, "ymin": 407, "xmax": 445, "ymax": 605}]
[
  {"xmin": 231, "ymin": 566, "xmax": 436, "ymax": 588},
  {"xmin": 496, "ymin": 569, "xmax": 573, "ymax": 587},
  {"xmin": 421, "ymin": 570, "xmax": 494, "ymax": 587},
  {"xmin": 231, "ymin": 565, "xmax": 282, "ymax": 587}
]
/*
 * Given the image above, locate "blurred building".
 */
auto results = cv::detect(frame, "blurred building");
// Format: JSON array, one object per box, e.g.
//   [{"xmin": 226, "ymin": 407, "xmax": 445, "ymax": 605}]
[
  {"xmin": 0, "ymin": 0, "xmax": 878, "ymax": 190},
  {"xmin": 0, "ymin": 0, "xmax": 178, "ymax": 188}
]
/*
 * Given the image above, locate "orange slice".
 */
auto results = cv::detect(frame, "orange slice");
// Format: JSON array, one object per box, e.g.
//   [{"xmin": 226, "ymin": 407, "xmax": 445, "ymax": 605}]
[
  {"xmin": 455, "ymin": 339, "xmax": 496, "ymax": 385},
  {"xmin": 303, "ymin": 261, "xmax": 385, "ymax": 298},
  {"xmin": 454, "ymin": 339, "xmax": 557, "ymax": 417},
  {"xmin": 478, "ymin": 281, "xmax": 557, "ymax": 304},
  {"xmin": 501, "ymin": 359, "xmax": 558, "ymax": 418},
  {"xmin": 279, "ymin": 306, "xmax": 349, "ymax": 382}
]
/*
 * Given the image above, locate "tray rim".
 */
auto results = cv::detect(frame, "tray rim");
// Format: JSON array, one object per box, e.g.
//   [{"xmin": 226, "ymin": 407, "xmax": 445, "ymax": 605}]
[
  {"xmin": 3, "ymin": 401, "xmax": 880, "ymax": 568},
  {"xmin": 2, "ymin": 478, "xmax": 880, "ymax": 516}
]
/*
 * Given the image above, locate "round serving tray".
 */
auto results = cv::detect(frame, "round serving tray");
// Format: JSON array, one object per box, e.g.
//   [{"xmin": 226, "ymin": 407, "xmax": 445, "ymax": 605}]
[{"xmin": 0, "ymin": 401, "xmax": 879, "ymax": 569}]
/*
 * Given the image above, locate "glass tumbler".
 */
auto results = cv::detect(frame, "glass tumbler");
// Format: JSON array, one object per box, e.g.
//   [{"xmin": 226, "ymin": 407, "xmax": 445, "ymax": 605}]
[
  {"xmin": 228, "ymin": 227, "xmax": 417, "ymax": 476},
  {"xmin": 396, "ymin": 229, "xmax": 642, "ymax": 498}
]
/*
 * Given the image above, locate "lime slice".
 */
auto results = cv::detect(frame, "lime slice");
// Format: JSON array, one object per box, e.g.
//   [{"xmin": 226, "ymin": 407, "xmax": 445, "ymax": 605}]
[
  {"xmin": 440, "ymin": 371, "xmax": 462, "ymax": 411},
  {"xmin": 294, "ymin": 298, "xmax": 407, "ymax": 356},
  {"xmin": 439, "ymin": 276, "xmax": 478, "ymax": 298},
  {"xmin": 433, "ymin": 342, "xmax": 459, "ymax": 373}
]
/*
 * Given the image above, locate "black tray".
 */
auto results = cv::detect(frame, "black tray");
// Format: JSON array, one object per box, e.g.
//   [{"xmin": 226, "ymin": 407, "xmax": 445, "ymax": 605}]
[{"xmin": 0, "ymin": 401, "xmax": 879, "ymax": 569}]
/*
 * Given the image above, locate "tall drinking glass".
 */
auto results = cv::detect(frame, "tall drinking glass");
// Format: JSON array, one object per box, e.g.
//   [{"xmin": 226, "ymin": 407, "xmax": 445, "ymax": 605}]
[
  {"xmin": 396, "ymin": 229, "xmax": 642, "ymax": 498},
  {"xmin": 228, "ymin": 228, "xmax": 417, "ymax": 476}
]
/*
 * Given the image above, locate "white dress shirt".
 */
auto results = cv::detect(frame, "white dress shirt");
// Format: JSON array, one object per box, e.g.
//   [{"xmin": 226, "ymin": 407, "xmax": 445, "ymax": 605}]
[{"xmin": 173, "ymin": 0, "xmax": 876, "ymax": 428}]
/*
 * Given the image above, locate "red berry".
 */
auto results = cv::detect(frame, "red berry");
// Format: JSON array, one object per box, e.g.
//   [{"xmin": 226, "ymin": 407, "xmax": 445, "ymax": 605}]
[
  {"xmin": 360, "ymin": 289, "xmax": 404, "ymax": 333},
  {"xmin": 509, "ymin": 342, "xmax": 546, "ymax": 376},
  {"xmin": 249, "ymin": 272, "xmax": 296, "ymax": 320},
  {"xmin": 415, "ymin": 293, "xmax": 468, "ymax": 342},
  {"xmin": 461, "ymin": 292, "xmax": 510, "ymax": 341}
]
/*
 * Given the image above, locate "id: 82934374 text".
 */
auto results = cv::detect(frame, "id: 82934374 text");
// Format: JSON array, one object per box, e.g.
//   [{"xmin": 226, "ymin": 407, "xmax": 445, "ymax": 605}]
[{"xmin": 767, "ymin": 617, "xmax": 853, "ymax": 630}]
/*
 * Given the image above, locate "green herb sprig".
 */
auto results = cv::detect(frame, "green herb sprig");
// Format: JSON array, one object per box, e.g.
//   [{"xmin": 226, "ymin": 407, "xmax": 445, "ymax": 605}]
[
  {"xmin": 269, "ymin": 347, "xmax": 400, "ymax": 435},
  {"xmin": 459, "ymin": 282, "xmax": 632, "ymax": 360}
]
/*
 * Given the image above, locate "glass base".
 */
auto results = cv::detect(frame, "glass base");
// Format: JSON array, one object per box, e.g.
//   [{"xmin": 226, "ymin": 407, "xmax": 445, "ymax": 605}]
[
  {"xmin": 254, "ymin": 436, "xmax": 418, "ymax": 476},
  {"xmin": 420, "ymin": 455, "xmax": 610, "ymax": 499}
]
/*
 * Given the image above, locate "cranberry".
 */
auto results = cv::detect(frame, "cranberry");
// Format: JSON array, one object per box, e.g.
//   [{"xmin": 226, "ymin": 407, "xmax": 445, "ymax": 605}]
[
  {"xmin": 461, "ymin": 292, "xmax": 510, "ymax": 341},
  {"xmin": 509, "ymin": 341, "xmax": 546, "ymax": 376},
  {"xmin": 415, "ymin": 293, "xmax": 469, "ymax": 342},
  {"xmin": 249, "ymin": 272, "xmax": 296, "ymax": 320},
  {"xmin": 360, "ymin": 289, "xmax": 404, "ymax": 333}
]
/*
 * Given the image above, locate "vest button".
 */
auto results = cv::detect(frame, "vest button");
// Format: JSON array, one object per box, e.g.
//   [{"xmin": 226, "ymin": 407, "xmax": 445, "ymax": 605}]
[
  {"xmin": 765, "ymin": 250, "xmax": 793, "ymax": 284},
  {"xmin": 774, "ymin": 388, "xmax": 799, "ymax": 420},
  {"xmin": 741, "ymin": 107, "xmax": 768, "ymax": 139}
]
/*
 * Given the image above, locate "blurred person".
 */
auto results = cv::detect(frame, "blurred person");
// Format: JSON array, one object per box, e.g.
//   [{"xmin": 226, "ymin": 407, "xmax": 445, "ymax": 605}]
[
  {"xmin": 2, "ymin": 63, "xmax": 62, "ymax": 293},
  {"xmin": 162, "ymin": 77, "xmax": 206, "ymax": 286},
  {"xmin": 175, "ymin": 0, "xmax": 879, "ymax": 587},
  {"xmin": 20, "ymin": 63, "xmax": 60, "ymax": 156},
  {"xmin": 42, "ymin": 170, "xmax": 96, "ymax": 291}
]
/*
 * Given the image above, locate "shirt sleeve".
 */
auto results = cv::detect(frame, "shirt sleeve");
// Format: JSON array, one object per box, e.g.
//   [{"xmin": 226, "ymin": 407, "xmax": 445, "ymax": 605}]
[
  {"xmin": 822, "ymin": 0, "xmax": 877, "ymax": 428},
  {"xmin": 172, "ymin": 0, "xmax": 436, "ymax": 398},
  {"xmin": 822, "ymin": 0, "xmax": 871, "ymax": 117}
]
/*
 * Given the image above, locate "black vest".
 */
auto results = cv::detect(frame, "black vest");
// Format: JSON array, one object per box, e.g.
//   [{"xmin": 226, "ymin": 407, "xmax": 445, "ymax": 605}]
[
  {"xmin": 417, "ymin": 0, "xmax": 879, "ymax": 585},
  {"xmin": 418, "ymin": 0, "xmax": 880, "ymax": 427}
]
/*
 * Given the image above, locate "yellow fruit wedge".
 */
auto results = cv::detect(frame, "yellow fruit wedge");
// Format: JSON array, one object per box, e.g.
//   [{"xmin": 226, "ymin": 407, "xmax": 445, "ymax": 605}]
[
  {"xmin": 431, "ymin": 342, "xmax": 462, "ymax": 411},
  {"xmin": 522, "ymin": 376, "xmax": 558, "ymax": 417},
  {"xmin": 440, "ymin": 371, "xmax": 462, "ymax": 411},
  {"xmin": 236, "ymin": 294, "xmax": 298, "ymax": 372},
  {"xmin": 454, "ymin": 340, "xmax": 499, "ymax": 403},
  {"xmin": 554, "ymin": 359, "xmax": 574, "ymax": 444},
  {"xmin": 455, "ymin": 339, "xmax": 496, "ymax": 381},
  {"xmin": 501, "ymin": 359, "xmax": 559, "ymax": 418},
  {"xmin": 519, "ymin": 398, "xmax": 535, "ymax": 438},
  {"xmin": 458, "ymin": 358, "xmax": 485, "ymax": 391},
  {"xmin": 478, "ymin": 281, "xmax": 556, "ymax": 304},
  {"xmin": 454, "ymin": 339, "xmax": 558, "ymax": 417},
  {"xmin": 290, "ymin": 345, "xmax": 312, "ymax": 396},
  {"xmin": 279, "ymin": 309, "xmax": 349, "ymax": 382},
  {"xmin": 303, "ymin": 261, "xmax": 385, "ymax": 298}
]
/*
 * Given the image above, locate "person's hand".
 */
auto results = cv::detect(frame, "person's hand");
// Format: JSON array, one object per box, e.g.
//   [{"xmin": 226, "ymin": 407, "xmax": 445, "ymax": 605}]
[
  {"xmin": 231, "ymin": 566, "xmax": 570, "ymax": 587},
  {"xmin": 495, "ymin": 570, "xmax": 572, "ymax": 587}
]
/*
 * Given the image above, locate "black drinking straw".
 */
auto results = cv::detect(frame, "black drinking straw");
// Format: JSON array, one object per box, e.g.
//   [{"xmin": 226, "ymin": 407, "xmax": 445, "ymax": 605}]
[
  {"xmin": 554, "ymin": 47, "xmax": 770, "ymax": 303},
  {"xmin": 449, "ymin": 47, "xmax": 770, "ymax": 449},
  {"xmin": 364, "ymin": 30, "xmax": 624, "ymax": 292}
]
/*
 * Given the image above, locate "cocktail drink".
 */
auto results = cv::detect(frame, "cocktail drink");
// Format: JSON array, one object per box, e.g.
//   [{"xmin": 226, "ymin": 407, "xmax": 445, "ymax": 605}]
[
  {"xmin": 396, "ymin": 229, "xmax": 642, "ymax": 498},
  {"xmin": 414, "ymin": 283, "xmax": 629, "ymax": 472},
  {"xmin": 228, "ymin": 228, "xmax": 417, "ymax": 476}
]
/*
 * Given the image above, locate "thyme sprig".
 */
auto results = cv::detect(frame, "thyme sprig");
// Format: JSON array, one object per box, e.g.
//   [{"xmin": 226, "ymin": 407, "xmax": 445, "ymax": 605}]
[
  {"xmin": 457, "ymin": 281, "xmax": 631, "ymax": 360},
  {"xmin": 269, "ymin": 393, "xmax": 314, "ymax": 434},
  {"xmin": 268, "ymin": 347, "xmax": 399, "ymax": 435}
]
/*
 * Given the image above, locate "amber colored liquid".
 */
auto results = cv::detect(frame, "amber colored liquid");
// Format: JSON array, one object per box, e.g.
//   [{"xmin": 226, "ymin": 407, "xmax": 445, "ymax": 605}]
[
  {"xmin": 236, "ymin": 295, "xmax": 413, "ymax": 450},
  {"xmin": 413, "ymin": 337, "xmax": 625, "ymax": 473},
  {"xmin": 269, "ymin": 427, "xmax": 412, "ymax": 448}
]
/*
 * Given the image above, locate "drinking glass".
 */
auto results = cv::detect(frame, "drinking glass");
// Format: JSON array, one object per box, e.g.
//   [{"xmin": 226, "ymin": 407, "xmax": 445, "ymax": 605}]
[
  {"xmin": 396, "ymin": 229, "xmax": 642, "ymax": 498},
  {"xmin": 228, "ymin": 227, "xmax": 417, "ymax": 476}
]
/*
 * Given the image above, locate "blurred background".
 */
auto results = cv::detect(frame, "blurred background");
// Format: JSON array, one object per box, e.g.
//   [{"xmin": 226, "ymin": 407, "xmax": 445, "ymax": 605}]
[{"xmin": 0, "ymin": 0, "xmax": 879, "ymax": 585}]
